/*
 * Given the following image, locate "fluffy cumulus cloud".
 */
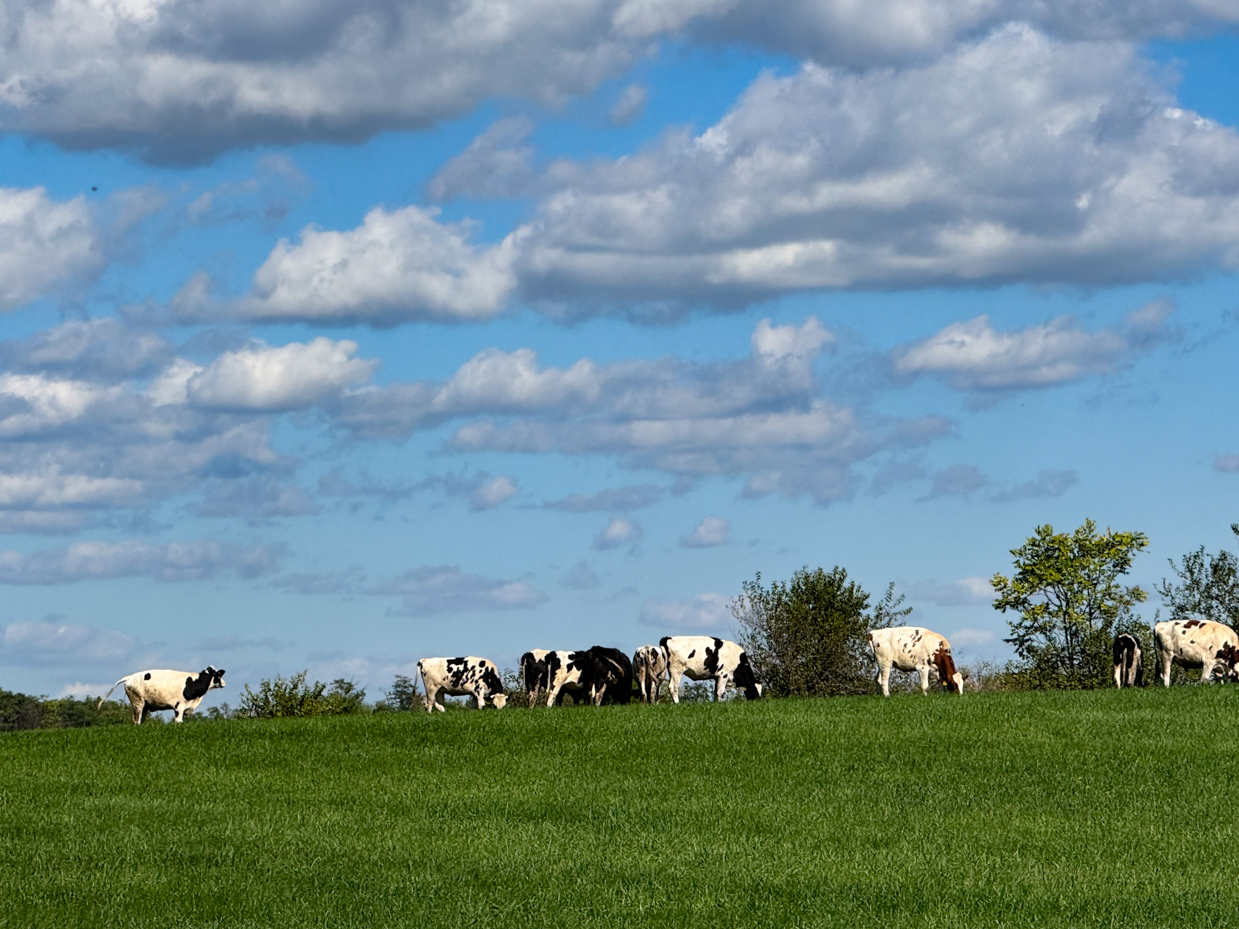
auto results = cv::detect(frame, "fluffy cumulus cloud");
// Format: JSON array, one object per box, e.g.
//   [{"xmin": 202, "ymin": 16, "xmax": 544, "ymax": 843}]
[
  {"xmin": 679, "ymin": 516, "xmax": 730, "ymax": 548},
  {"xmin": 894, "ymin": 303, "xmax": 1176, "ymax": 392},
  {"xmin": 506, "ymin": 27, "xmax": 1239, "ymax": 311},
  {"xmin": 638, "ymin": 592, "xmax": 732, "ymax": 630},
  {"xmin": 0, "ymin": 539, "xmax": 282, "ymax": 585},
  {"xmin": 0, "ymin": 617, "xmax": 136, "ymax": 665},
  {"xmin": 593, "ymin": 517, "xmax": 643, "ymax": 550},
  {"xmin": 185, "ymin": 338, "xmax": 377, "ymax": 411},
  {"xmin": 372, "ymin": 565, "xmax": 547, "ymax": 616},
  {"xmin": 240, "ymin": 207, "xmax": 520, "ymax": 323},
  {"xmin": 328, "ymin": 316, "xmax": 946, "ymax": 504},
  {"xmin": 0, "ymin": 187, "xmax": 103, "ymax": 313},
  {"xmin": 469, "ymin": 475, "xmax": 519, "ymax": 510},
  {"xmin": 2, "ymin": 2, "xmax": 1236, "ymax": 162}
]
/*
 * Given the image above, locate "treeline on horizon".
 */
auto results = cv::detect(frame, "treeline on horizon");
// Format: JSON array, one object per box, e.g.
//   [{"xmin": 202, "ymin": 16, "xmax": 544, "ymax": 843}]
[{"xmin": 5, "ymin": 519, "xmax": 1237, "ymax": 732}]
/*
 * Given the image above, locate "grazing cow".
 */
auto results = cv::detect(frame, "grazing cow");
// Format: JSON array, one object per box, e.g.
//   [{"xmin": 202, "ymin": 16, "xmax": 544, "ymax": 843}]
[
  {"xmin": 868, "ymin": 627, "xmax": 964, "ymax": 697},
  {"xmin": 1113, "ymin": 633, "xmax": 1143, "ymax": 688},
  {"xmin": 1154, "ymin": 619, "xmax": 1239, "ymax": 687},
  {"xmin": 581, "ymin": 646, "xmax": 633, "ymax": 705},
  {"xmin": 98, "ymin": 666, "xmax": 226, "ymax": 724},
  {"xmin": 520, "ymin": 649, "xmax": 552, "ymax": 701},
  {"xmin": 633, "ymin": 644, "xmax": 668, "ymax": 703},
  {"xmin": 660, "ymin": 636, "xmax": 763, "ymax": 702},
  {"xmin": 416, "ymin": 657, "xmax": 508, "ymax": 713}
]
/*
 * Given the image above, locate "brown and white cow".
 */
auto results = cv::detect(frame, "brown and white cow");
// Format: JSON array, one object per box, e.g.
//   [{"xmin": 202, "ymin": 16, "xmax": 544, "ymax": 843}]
[
  {"xmin": 417, "ymin": 656, "xmax": 508, "ymax": 712},
  {"xmin": 1154, "ymin": 619, "xmax": 1239, "ymax": 686},
  {"xmin": 633, "ymin": 644, "xmax": 668, "ymax": 703},
  {"xmin": 867, "ymin": 627, "xmax": 963, "ymax": 697},
  {"xmin": 98, "ymin": 666, "xmax": 226, "ymax": 724},
  {"xmin": 1113, "ymin": 633, "xmax": 1143, "ymax": 688},
  {"xmin": 660, "ymin": 636, "xmax": 763, "ymax": 702}
]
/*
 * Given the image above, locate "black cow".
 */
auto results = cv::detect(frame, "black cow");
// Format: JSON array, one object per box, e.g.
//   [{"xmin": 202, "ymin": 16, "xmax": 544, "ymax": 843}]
[{"xmin": 1112, "ymin": 633, "xmax": 1143, "ymax": 688}]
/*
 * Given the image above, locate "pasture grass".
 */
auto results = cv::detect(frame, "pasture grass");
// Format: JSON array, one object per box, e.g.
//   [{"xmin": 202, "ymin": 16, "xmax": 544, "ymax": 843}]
[{"xmin": 2, "ymin": 686, "xmax": 1238, "ymax": 928}]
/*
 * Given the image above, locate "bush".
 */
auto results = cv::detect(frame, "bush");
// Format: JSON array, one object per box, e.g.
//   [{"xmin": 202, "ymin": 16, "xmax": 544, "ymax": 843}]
[
  {"xmin": 0, "ymin": 690, "xmax": 131, "ymax": 731},
  {"xmin": 238, "ymin": 673, "xmax": 368, "ymax": 718}
]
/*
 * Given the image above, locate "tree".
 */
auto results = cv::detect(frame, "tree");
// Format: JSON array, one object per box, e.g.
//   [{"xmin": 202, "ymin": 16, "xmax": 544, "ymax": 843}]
[
  {"xmin": 1156, "ymin": 524, "xmax": 1239, "ymax": 629},
  {"xmin": 732, "ymin": 566, "xmax": 910, "ymax": 697},
  {"xmin": 992, "ymin": 520, "xmax": 1148, "ymax": 689}
]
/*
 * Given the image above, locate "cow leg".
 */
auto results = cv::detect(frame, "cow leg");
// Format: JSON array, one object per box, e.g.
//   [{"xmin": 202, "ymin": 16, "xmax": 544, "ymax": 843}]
[
  {"xmin": 1159, "ymin": 653, "xmax": 1173, "ymax": 687},
  {"xmin": 919, "ymin": 664, "xmax": 931, "ymax": 695},
  {"xmin": 173, "ymin": 703, "xmax": 184, "ymax": 723},
  {"xmin": 130, "ymin": 697, "xmax": 144, "ymax": 725},
  {"xmin": 876, "ymin": 664, "xmax": 892, "ymax": 698},
  {"xmin": 424, "ymin": 686, "xmax": 444, "ymax": 713},
  {"xmin": 1202, "ymin": 662, "xmax": 1216, "ymax": 684},
  {"xmin": 714, "ymin": 674, "xmax": 728, "ymax": 702},
  {"xmin": 1114, "ymin": 661, "xmax": 1123, "ymax": 689},
  {"xmin": 668, "ymin": 666, "xmax": 683, "ymax": 704}
]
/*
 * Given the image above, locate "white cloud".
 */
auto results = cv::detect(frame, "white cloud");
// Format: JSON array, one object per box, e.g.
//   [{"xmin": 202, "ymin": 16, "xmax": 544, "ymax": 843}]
[
  {"xmin": 0, "ymin": 470, "xmax": 144, "ymax": 508},
  {"xmin": 946, "ymin": 627, "xmax": 1001, "ymax": 650},
  {"xmin": 187, "ymin": 338, "xmax": 377, "ymax": 411},
  {"xmin": 239, "ymin": 206, "xmax": 519, "ymax": 323},
  {"xmin": 372, "ymin": 565, "xmax": 547, "ymax": 616},
  {"xmin": 469, "ymin": 475, "xmax": 519, "ymax": 510},
  {"xmin": 0, "ymin": 187, "xmax": 102, "ymax": 313},
  {"xmin": 0, "ymin": 539, "xmax": 283, "ymax": 585},
  {"xmin": 638, "ymin": 592, "xmax": 732, "ymax": 630},
  {"xmin": 427, "ymin": 118, "xmax": 537, "ymax": 202},
  {"xmin": 0, "ymin": 618, "xmax": 135, "ymax": 663},
  {"xmin": 905, "ymin": 577, "xmax": 994, "ymax": 607},
  {"xmin": 894, "ymin": 304, "xmax": 1176, "ymax": 392},
  {"xmin": 2, "ymin": 2, "xmax": 1236, "ymax": 162},
  {"xmin": 679, "ymin": 516, "xmax": 730, "ymax": 548},
  {"xmin": 545, "ymin": 484, "xmax": 664, "ymax": 512},
  {"xmin": 0, "ymin": 318, "xmax": 172, "ymax": 382},
  {"xmin": 992, "ymin": 469, "xmax": 1078, "ymax": 502},
  {"xmin": 511, "ymin": 28, "xmax": 1239, "ymax": 311},
  {"xmin": 610, "ymin": 83, "xmax": 648, "ymax": 126},
  {"xmin": 1215, "ymin": 454, "xmax": 1239, "ymax": 473},
  {"xmin": 923, "ymin": 464, "xmax": 988, "ymax": 499},
  {"xmin": 593, "ymin": 517, "xmax": 643, "ymax": 550}
]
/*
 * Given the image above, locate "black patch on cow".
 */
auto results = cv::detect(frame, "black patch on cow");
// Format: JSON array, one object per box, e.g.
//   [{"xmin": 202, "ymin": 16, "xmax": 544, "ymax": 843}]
[
  {"xmin": 687, "ymin": 649, "xmax": 696, "ymax": 659},
  {"xmin": 703, "ymin": 643, "xmax": 722, "ymax": 676},
  {"xmin": 1184, "ymin": 620, "xmax": 1205, "ymax": 629},
  {"xmin": 733, "ymin": 652, "xmax": 763, "ymax": 700},
  {"xmin": 183, "ymin": 668, "xmax": 214, "ymax": 701},
  {"xmin": 520, "ymin": 651, "xmax": 551, "ymax": 694},
  {"xmin": 581, "ymin": 646, "xmax": 634, "ymax": 705},
  {"xmin": 479, "ymin": 664, "xmax": 504, "ymax": 697},
  {"xmin": 144, "ymin": 672, "xmax": 151, "ymax": 680}
]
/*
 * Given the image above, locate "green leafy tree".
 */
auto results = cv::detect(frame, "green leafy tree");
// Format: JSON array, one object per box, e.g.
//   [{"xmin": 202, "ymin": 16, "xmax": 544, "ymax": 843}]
[
  {"xmin": 238, "ymin": 672, "xmax": 368, "ymax": 718},
  {"xmin": 992, "ymin": 520, "xmax": 1149, "ymax": 689},
  {"xmin": 1156, "ymin": 524, "xmax": 1239, "ymax": 628},
  {"xmin": 732, "ymin": 566, "xmax": 910, "ymax": 697},
  {"xmin": 376, "ymin": 674, "xmax": 420, "ymax": 712}
]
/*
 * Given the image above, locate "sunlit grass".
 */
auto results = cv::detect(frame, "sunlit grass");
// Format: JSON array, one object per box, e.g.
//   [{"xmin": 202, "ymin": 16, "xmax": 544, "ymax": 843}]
[{"xmin": 3, "ymin": 687, "xmax": 1238, "ymax": 928}]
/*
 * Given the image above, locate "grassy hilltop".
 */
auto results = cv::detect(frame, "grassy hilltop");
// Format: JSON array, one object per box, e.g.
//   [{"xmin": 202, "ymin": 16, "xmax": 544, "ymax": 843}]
[{"xmin": 3, "ymin": 688, "xmax": 1239, "ymax": 928}]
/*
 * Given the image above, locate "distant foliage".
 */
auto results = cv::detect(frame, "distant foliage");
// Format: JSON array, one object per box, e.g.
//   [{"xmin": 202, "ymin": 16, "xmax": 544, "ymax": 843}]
[
  {"xmin": 375, "ymin": 674, "xmax": 420, "ymax": 712},
  {"xmin": 733, "ymin": 566, "xmax": 910, "ymax": 697},
  {"xmin": 238, "ymin": 672, "xmax": 368, "ymax": 718},
  {"xmin": 1157, "ymin": 524, "xmax": 1239, "ymax": 629},
  {"xmin": 0, "ymin": 690, "xmax": 131, "ymax": 731},
  {"xmin": 993, "ymin": 520, "xmax": 1148, "ymax": 689}
]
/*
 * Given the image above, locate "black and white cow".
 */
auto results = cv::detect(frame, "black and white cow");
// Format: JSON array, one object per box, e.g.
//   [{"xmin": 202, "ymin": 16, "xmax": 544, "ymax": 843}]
[
  {"xmin": 633, "ymin": 644, "xmax": 668, "ymax": 703},
  {"xmin": 416, "ymin": 657, "xmax": 508, "ymax": 713},
  {"xmin": 544, "ymin": 647, "xmax": 633, "ymax": 706},
  {"xmin": 98, "ymin": 666, "xmax": 226, "ymax": 724},
  {"xmin": 1113, "ymin": 633, "xmax": 1143, "ymax": 688},
  {"xmin": 520, "ymin": 649, "xmax": 552, "ymax": 701},
  {"xmin": 1154, "ymin": 619, "xmax": 1239, "ymax": 686},
  {"xmin": 660, "ymin": 636, "xmax": 763, "ymax": 702}
]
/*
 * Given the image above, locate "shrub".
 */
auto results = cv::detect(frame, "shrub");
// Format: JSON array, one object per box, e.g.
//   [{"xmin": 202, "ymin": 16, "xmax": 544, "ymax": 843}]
[{"xmin": 238, "ymin": 672, "xmax": 368, "ymax": 718}]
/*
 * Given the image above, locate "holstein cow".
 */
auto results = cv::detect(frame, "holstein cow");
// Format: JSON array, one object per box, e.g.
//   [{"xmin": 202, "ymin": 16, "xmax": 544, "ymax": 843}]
[
  {"xmin": 544, "ymin": 647, "xmax": 633, "ymax": 706},
  {"xmin": 660, "ymin": 636, "xmax": 763, "ymax": 703},
  {"xmin": 868, "ymin": 627, "xmax": 964, "ymax": 697},
  {"xmin": 1154, "ymin": 619, "xmax": 1239, "ymax": 686},
  {"xmin": 98, "ymin": 666, "xmax": 226, "ymax": 724},
  {"xmin": 416, "ymin": 657, "xmax": 508, "ymax": 713},
  {"xmin": 1112, "ymin": 633, "xmax": 1143, "ymax": 688},
  {"xmin": 633, "ymin": 644, "xmax": 668, "ymax": 703},
  {"xmin": 520, "ymin": 649, "xmax": 552, "ymax": 702}
]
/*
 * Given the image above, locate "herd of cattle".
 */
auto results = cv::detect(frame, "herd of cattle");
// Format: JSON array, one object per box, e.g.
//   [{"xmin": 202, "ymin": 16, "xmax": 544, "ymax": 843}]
[{"xmin": 97, "ymin": 618, "xmax": 1239, "ymax": 722}]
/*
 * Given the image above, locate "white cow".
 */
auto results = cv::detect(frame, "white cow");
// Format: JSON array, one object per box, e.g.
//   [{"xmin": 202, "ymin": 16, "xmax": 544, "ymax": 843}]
[
  {"xmin": 98, "ymin": 666, "xmax": 226, "ymax": 724},
  {"xmin": 633, "ymin": 644, "xmax": 668, "ymax": 703},
  {"xmin": 1154, "ymin": 619, "xmax": 1239, "ymax": 686},
  {"xmin": 416, "ymin": 657, "xmax": 508, "ymax": 713},
  {"xmin": 660, "ymin": 636, "xmax": 763, "ymax": 703},
  {"xmin": 868, "ymin": 627, "xmax": 963, "ymax": 697}
]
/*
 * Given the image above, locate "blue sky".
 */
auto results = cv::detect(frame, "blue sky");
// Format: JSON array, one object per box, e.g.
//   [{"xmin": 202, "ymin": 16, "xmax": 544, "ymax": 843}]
[{"xmin": 1, "ymin": 2, "xmax": 1238, "ymax": 700}]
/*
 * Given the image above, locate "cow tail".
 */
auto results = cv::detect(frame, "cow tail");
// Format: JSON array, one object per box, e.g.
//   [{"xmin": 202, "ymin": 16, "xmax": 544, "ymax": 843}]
[
  {"xmin": 97, "ymin": 677, "xmax": 127, "ymax": 711},
  {"xmin": 412, "ymin": 662, "xmax": 423, "ymax": 706}
]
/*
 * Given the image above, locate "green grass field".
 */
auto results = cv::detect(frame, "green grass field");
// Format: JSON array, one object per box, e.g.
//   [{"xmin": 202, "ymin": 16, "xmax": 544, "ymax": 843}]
[{"xmin": 3, "ymin": 687, "xmax": 1239, "ymax": 928}]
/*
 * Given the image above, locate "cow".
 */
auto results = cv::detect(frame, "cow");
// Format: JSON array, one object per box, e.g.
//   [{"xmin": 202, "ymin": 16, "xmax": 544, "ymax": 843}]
[
  {"xmin": 543, "ymin": 647, "xmax": 633, "ymax": 706},
  {"xmin": 633, "ymin": 644, "xmax": 668, "ymax": 703},
  {"xmin": 1154, "ymin": 619, "xmax": 1239, "ymax": 686},
  {"xmin": 867, "ymin": 627, "xmax": 964, "ymax": 697},
  {"xmin": 97, "ymin": 666, "xmax": 226, "ymax": 724},
  {"xmin": 660, "ymin": 636, "xmax": 763, "ymax": 702},
  {"xmin": 416, "ymin": 657, "xmax": 508, "ymax": 713},
  {"xmin": 1113, "ymin": 633, "xmax": 1143, "ymax": 688},
  {"xmin": 520, "ymin": 649, "xmax": 552, "ymax": 702}
]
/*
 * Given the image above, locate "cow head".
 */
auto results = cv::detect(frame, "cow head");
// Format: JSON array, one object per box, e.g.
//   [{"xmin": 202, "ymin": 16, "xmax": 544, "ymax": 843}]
[
  {"xmin": 490, "ymin": 692, "xmax": 508, "ymax": 709},
  {"xmin": 932, "ymin": 648, "xmax": 964, "ymax": 695},
  {"xmin": 204, "ymin": 666, "xmax": 226, "ymax": 690},
  {"xmin": 1216, "ymin": 644, "xmax": 1239, "ymax": 682},
  {"xmin": 734, "ymin": 652, "xmax": 764, "ymax": 700}
]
